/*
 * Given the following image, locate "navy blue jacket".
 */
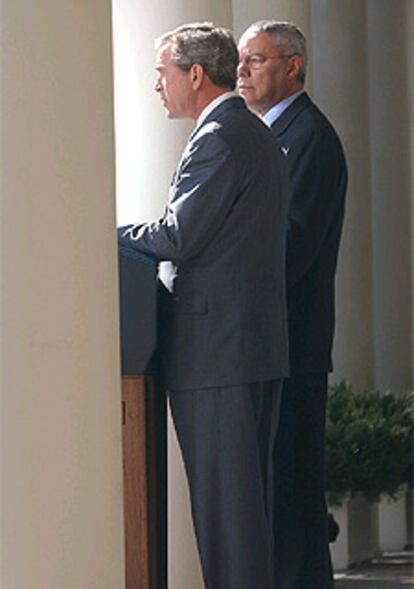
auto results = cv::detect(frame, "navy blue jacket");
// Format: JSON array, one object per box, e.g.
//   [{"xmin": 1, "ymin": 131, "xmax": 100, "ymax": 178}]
[
  {"xmin": 271, "ymin": 92, "xmax": 347, "ymax": 375},
  {"xmin": 120, "ymin": 97, "xmax": 290, "ymax": 390}
]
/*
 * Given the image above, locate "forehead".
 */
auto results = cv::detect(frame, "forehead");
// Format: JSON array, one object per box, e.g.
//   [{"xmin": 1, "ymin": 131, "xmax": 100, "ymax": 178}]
[
  {"xmin": 238, "ymin": 31, "xmax": 279, "ymax": 54},
  {"xmin": 155, "ymin": 44, "xmax": 173, "ymax": 68}
]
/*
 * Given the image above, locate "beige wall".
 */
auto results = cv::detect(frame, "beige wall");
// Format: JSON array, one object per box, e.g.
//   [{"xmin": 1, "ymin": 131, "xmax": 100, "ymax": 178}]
[{"xmin": 0, "ymin": 1, "xmax": 124, "ymax": 587}]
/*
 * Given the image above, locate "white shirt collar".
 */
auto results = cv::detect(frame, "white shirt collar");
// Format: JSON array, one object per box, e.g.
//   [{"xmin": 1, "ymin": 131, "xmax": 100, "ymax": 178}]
[
  {"xmin": 262, "ymin": 89, "xmax": 304, "ymax": 127},
  {"xmin": 195, "ymin": 91, "xmax": 237, "ymax": 130}
]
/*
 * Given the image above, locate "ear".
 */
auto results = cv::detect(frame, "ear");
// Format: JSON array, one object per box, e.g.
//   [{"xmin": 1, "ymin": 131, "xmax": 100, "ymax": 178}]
[
  {"xmin": 190, "ymin": 63, "xmax": 204, "ymax": 90},
  {"xmin": 287, "ymin": 54, "xmax": 303, "ymax": 81}
]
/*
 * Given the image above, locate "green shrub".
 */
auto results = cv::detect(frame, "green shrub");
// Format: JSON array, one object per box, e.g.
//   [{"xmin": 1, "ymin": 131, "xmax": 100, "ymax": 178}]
[{"xmin": 325, "ymin": 381, "xmax": 414, "ymax": 506}]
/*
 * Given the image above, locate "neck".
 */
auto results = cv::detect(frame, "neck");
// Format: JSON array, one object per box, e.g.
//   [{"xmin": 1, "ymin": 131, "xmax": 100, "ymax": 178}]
[{"xmin": 192, "ymin": 87, "xmax": 232, "ymax": 121}]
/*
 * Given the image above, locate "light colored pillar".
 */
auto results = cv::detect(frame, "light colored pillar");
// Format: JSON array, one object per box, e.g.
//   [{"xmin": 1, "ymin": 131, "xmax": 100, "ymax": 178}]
[
  {"xmin": 311, "ymin": 0, "xmax": 375, "ymax": 391},
  {"xmin": 365, "ymin": 1, "xmax": 411, "ymax": 551},
  {"xmin": 310, "ymin": 0, "xmax": 378, "ymax": 570},
  {"xmin": 113, "ymin": 5, "xmax": 189, "ymax": 224},
  {"xmin": 112, "ymin": 4, "xmax": 232, "ymax": 589},
  {"xmin": 113, "ymin": 0, "xmax": 233, "ymax": 224},
  {"xmin": 0, "ymin": 2, "xmax": 124, "ymax": 589},
  {"xmin": 232, "ymin": 0, "xmax": 312, "ymax": 91},
  {"xmin": 366, "ymin": 0, "xmax": 412, "ymax": 392}
]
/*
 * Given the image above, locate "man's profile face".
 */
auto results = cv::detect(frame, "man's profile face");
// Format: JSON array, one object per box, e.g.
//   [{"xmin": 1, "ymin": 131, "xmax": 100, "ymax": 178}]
[
  {"xmin": 237, "ymin": 32, "xmax": 295, "ymax": 115},
  {"xmin": 154, "ymin": 44, "xmax": 194, "ymax": 119}
]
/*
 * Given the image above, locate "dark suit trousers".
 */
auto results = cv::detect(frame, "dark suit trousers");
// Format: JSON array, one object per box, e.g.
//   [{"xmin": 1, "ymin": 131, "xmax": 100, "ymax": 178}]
[
  {"xmin": 169, "ymin": 380, "xmax": 282, "ymax": 589},
  {"xmin": 273, "ymin": 373, "xmax": 333, "ymax": 589}
]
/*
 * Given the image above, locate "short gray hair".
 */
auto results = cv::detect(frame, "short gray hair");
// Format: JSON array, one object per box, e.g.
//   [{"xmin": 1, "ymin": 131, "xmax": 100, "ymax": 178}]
[
  {"xmin": 243, "ymin": 21, "xmax": 307, "ymax": 84},
  {"xmin": 156, "ymin": 22, "xmax": 238, "ymax": 90}
]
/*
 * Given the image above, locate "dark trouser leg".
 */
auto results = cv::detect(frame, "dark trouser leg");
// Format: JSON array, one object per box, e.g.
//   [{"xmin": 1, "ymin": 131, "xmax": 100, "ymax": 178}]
[
  {"xmin": 273, "ymin": 373, "xmax": 333, "ymax": 589},
  {"xmin": 169, "ymin": 380, "xmax": 282, "ymax": 589}
]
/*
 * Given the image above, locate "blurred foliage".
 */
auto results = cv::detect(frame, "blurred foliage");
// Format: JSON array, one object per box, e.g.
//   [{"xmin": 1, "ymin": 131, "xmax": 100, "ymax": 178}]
[{"xmin": 325, "ymin": 381, "xmax": 413, "ymax": 506}]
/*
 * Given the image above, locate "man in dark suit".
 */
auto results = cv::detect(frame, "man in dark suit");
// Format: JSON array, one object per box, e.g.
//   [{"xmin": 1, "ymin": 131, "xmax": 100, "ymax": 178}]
[
  {"xmin": 238, "ymin": 21, "xmax": 347, "ymax": 589},
  {"xmin": 119, "ymin": 23, "xmax": 289, "ymax": 589}
]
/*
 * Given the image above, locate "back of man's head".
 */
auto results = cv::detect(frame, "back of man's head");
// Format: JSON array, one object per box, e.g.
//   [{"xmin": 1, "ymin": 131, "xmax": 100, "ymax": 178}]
[{"xmin": 157, "ymin": 23, "xmax": 239, "ymax": 90}]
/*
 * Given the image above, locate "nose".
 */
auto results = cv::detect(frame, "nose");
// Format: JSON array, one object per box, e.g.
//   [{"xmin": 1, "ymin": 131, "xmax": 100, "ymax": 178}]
[
  {"xmin": 154, "ymin": 77, "xmax": 161, "ymax": 93},
  {"xmin": 237, "ymin": 59, "xmax": 249, "ymax": 78}
]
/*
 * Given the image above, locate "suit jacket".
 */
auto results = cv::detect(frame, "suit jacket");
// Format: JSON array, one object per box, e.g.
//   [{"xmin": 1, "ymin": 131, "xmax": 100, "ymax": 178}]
[
  {"xmin": 271, "ymin": 92, "xmax": 347, "ymax": 375},
  {"xmin": 119, "ymin": 96, "xmax": 289, "ymax": 390}
]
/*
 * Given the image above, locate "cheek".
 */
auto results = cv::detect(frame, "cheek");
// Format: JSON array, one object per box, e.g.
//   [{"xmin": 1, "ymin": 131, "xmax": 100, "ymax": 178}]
[
  {"xmin": 166, "ymin": 81, "xmax": 178, "ymax": 104},
  {"xmin": 251, "ymin": 73, "xmax": 266, "ymax": 94},
  {"xmin": 168, "ymin": 75, "xmax": 184, "ymax": 99},
  {"xmin": 177, "ymin": 80, "xmax": 191, "ymax": 105}
]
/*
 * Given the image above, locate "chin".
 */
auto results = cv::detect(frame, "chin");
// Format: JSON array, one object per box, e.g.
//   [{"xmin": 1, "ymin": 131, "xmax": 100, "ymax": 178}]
[
  {"xmin": 241, "ymin": 96, "xmax": 257, "ymax": 110},
  {"xmin": 239, "ymin": 89, "xmax": 254, "ymax": 103},
  {"xmin": 163, "ymin": 107, "xmax": 175, "ymax": 119}
]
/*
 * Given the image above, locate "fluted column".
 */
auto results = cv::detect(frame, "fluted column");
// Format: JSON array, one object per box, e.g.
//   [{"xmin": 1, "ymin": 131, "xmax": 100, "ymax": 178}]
[
  {"xmin": 311, "ymin": 0, "xmax": 375, "ymax": 390},
  {"xmin": 112, "ymin": 4, "xmax": 232, "ymax": 589},
  {"xmin": 366, "ymin": 0, "xmax": 412, "ymax": 392},
  {"xmin": 0, "ymin": 2, "xmax": 124, "ymax": 588}
]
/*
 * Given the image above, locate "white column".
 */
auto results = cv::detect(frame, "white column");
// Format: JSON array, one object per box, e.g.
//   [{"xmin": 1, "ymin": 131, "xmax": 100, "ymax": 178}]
[
  {"xmin": 366, "ymin": 0, "xmax": 412, "ymax": 392},
  {"xmin": 0, "ymin": 2, "xmax": 124, "ymax": 589},
  {"xmin": 113, "ymin": 6, "xmax": 189, "ymax": 223},
  {"xmin": 113, "ymin": 0, "xmax": 232, "ymax": 224},
  {"xmin": 311, "ymin": 0, "xmax": 375, "ymax": 391},
  {"xmin": 232, "ymin": 0, "xmax": 312, "ymax": 90},
  {"xmin": 112, "ymin": 4, "xmax": 232, "ymax": 589},
  {"xmin": 373, "ymin": 0, "xmax": 414, "ymax": 557}
]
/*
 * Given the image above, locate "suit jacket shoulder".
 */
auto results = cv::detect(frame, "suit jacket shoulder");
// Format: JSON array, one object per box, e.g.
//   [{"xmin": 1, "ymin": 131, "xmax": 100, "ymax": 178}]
[{"xmin": 272, "ymin": 92, "xmax": 345, "ymax": 154}]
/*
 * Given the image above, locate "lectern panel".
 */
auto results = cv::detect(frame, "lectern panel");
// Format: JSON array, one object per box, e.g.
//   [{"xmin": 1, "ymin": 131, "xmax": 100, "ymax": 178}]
[
  {"xmin": 118, "ymin": 243, "xmax": 166, "ymax": 589},
  {"xmin": 118, "ymin": 246, "xmax": 157, "ymax": 374}
]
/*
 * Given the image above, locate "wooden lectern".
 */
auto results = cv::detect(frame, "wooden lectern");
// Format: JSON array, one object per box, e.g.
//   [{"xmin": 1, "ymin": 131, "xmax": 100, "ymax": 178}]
[{"xmin": 119, "ymin": 247, "xmax": 166, "ymax": 589}]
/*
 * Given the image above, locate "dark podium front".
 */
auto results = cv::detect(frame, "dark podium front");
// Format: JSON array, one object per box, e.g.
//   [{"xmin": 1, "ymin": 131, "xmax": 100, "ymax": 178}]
[{"xmin": 118, "ymin": 246, "xmax": 166, "ymax": 589}]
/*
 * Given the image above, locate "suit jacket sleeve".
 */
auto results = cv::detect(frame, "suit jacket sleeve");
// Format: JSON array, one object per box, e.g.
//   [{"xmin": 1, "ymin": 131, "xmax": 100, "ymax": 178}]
[
  {"xmin": 285, "ymin": 127, "xmax": 346, "ymax": 287},
  {"xmin": 118, "ymin": 130, "xmax": 237, "ymax": 263}
]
